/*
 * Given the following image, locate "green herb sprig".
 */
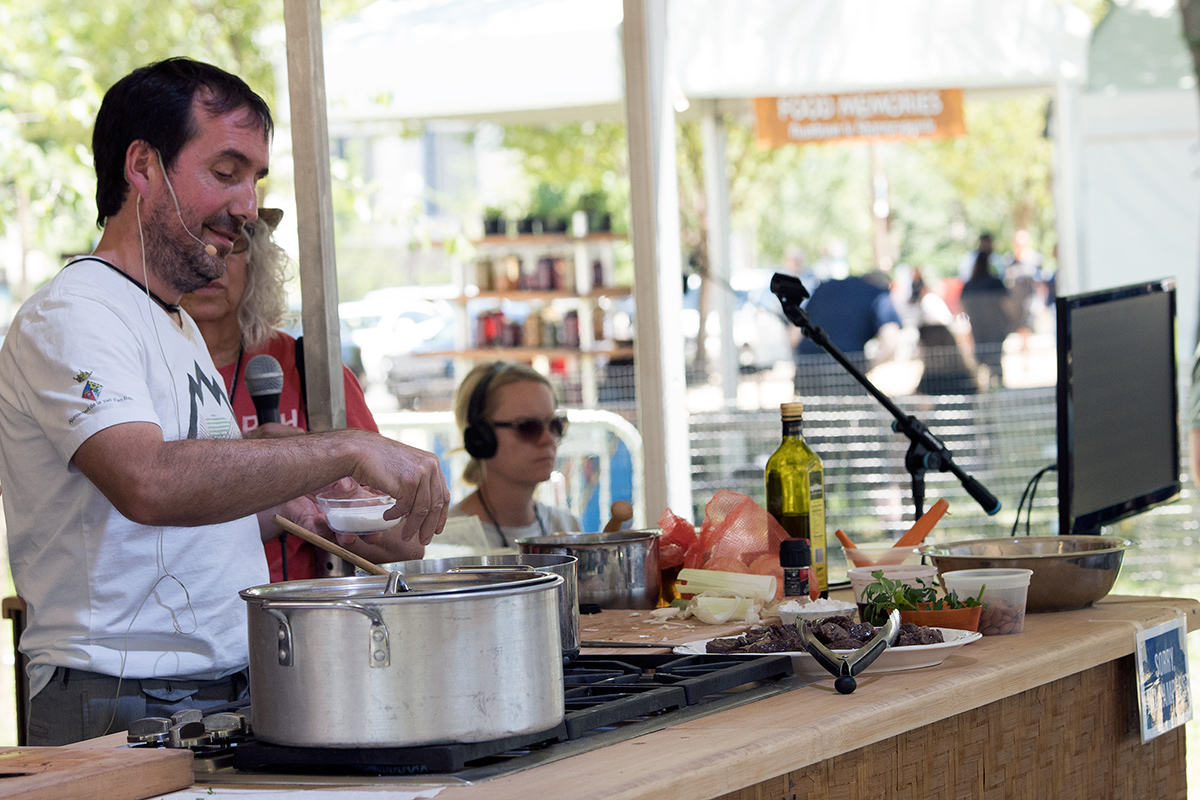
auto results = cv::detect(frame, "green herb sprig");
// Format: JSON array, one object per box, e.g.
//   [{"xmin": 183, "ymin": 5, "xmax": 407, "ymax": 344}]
[{"xmin": 858, "ymin": 570, "xmax": 986, "ymax": 626}]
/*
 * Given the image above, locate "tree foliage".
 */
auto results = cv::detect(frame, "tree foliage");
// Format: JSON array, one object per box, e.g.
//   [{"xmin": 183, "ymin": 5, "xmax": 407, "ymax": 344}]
[
  {"xmin": 500, "ymin": 94, "xmax": 1057, "ymax": 282},
  {"xmin": 0, "ymin": 0, "xmax": 377, "ymax": 300}
]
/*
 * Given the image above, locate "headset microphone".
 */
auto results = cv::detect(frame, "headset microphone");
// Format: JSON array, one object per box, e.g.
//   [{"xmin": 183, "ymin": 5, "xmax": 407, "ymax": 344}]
[{"xmin": 154, "ymin": 149, "xmax": 219, "ymax": 257}]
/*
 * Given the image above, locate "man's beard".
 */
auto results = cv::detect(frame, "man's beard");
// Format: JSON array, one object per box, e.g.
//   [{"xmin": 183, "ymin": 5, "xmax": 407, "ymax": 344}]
[{"xmin": 143, "ymin": 200, "xmax": 232, "ymax": 295}]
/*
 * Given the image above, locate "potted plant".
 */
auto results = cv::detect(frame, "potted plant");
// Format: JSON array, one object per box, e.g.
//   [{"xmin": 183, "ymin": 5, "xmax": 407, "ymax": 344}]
[
  {"xmin": 482, "ymin": 206, "xmax": 507, "ymax": 236},
  {"xmin": 578, "ymin": 190, "xmax": 612, "ymax": 233},
  {"xmin": 858, "ymin": 570, "xmax": 986, "ymax": 631},
  {"xmin": 529, "ymin": 182, "xmax": 570, "ymax": 234}
]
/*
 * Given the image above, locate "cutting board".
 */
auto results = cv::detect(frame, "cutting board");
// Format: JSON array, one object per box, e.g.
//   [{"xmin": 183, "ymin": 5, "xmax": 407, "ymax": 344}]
[
  {"xmin": 0, "ymin": 746, "xmax": 193, "ymax": 800},
  {"xmin": 578, "ymin": 607, "xmax": 771, "ymax": 653}
]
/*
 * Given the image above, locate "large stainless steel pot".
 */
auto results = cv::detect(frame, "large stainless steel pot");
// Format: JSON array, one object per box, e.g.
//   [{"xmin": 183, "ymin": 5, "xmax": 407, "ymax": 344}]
[
  {"xmin": 389, "ymin": 554, "xmax": 579, "ymax": 662},
  {"xmin": 240, "ymin": 569, "xmax": 563, "ymax": 748},
  {"xmin": 516, "ymin": 529, "xmax": 661, "ymax": 610}
]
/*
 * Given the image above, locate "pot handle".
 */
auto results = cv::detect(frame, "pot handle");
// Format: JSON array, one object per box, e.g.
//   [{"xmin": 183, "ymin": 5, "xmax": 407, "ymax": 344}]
[
  {"xmin": 258, "ymin": 599, "xmax": 390, "ymax": 668},
  {"xmin": 446, "ymin": 565, "xmax": 537, "ymax": 574}
]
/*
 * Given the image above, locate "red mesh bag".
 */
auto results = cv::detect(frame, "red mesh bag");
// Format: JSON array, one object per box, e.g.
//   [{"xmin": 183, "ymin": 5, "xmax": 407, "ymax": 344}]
[
  {"xmin": 686, "ymin": 491, "xmax": 788, "ymax": 582},
  {"xmin": 657, "ymin": 507, "xmax": 698, "ymax": 570}
]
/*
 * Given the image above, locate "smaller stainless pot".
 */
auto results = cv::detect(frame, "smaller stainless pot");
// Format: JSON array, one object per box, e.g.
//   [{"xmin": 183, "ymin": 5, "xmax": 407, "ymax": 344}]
[
  {"xmin": 516, "ymin": 529, "xmax": 661, "ymax": 610},
  {"xmin": 389, "ymin": 554, "xmax": 579, "ymax": 661}
]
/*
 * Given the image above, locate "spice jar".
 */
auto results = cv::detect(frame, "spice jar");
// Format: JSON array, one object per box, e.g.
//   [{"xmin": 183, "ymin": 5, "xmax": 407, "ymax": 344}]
[{"xmin": 780, "ymin": 539, "xmax": 812, "ymax": 598}]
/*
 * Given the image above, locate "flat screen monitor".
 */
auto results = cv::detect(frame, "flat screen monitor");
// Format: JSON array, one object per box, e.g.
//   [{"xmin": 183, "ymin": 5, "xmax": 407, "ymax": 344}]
[{"xmin": 1056, "ymin": 279, "xmax": 1180, "ymax": 535}]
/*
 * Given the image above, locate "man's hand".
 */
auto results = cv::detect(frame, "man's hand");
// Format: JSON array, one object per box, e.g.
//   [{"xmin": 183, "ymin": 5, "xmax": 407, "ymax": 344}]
[{"xmin": 344, "ymin": 434, "xmax": 450, "ymax": 547}]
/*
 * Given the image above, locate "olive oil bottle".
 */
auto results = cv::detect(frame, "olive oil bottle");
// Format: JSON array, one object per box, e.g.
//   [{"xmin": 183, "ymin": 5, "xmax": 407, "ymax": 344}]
[{"xmin": 765, "ymin": 401, "xmax": 828, "ymax": 597}]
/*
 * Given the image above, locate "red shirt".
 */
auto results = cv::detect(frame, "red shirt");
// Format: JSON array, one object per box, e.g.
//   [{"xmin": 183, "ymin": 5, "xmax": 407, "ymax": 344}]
[{"xmin": 219, "ymin": 331, "xmax": 378, "ymax": 582}]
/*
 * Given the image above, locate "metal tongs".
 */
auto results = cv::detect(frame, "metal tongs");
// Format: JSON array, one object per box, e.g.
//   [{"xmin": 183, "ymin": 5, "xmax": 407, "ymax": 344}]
[{"xmin": 799, "ymin": 609, "xmax": 901, "ymax": 694}]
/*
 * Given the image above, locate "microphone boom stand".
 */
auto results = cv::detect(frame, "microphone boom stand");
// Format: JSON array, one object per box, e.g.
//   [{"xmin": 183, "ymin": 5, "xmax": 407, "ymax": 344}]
[{"xmin": 771, "ymin": 273, "xmax": 1001, "ymax": 521}]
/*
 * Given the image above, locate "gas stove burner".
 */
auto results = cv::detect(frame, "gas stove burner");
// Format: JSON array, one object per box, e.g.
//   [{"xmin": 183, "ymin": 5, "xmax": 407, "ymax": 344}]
[
  {"xmin": 132, "ymin": 653, "xmax": 800, "ymax": 784},
  {"xmin": 232, "ymin": 723, "xmax": 568, "ymax": 775},
  {"xmin": 562, "ymin": 659, "xmax": 645, "ymax": 687}
]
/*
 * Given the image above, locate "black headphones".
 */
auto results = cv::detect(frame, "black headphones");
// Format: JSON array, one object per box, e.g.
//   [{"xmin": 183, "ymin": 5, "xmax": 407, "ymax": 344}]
[{"xmin": 463, "ymin": 363, "xmax": 504, "ymax": 460}]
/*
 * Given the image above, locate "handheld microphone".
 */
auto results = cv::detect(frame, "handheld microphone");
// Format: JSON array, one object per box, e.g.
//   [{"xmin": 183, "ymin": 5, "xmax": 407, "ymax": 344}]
[
  {"xmin": 155, "ymin": 149, "xmax": 218, "ymax": 257},
  {"xmin": 244, "ymin": 354, "xmax": 284, "ymax": 425}
]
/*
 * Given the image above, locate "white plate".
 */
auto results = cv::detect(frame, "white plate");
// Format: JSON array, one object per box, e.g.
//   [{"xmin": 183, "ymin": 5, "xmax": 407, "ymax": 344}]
[
  {"xmin": 673, "ymin": 627, "xmax": 982, "ymax": 678},
  {"xmin": 777, "ymin": 600, "xmax": 858, "ymax": 626}
]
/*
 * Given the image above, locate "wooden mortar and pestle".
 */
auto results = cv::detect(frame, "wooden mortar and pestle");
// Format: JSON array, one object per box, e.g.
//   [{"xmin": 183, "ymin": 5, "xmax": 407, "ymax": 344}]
[{"xmin": 602, "ymin": 500, "xmax": 633, "ymax": 533}]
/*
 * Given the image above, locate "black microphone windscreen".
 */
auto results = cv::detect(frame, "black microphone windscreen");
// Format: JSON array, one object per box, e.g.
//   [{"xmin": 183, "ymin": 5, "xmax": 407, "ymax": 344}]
[
  {"xmin": 244, "ymin": 354, "xmax": 284, "ymax": 397},
  {"xmin": 770, "ymin": 272, "xmax": 810, "ymax": 303}
]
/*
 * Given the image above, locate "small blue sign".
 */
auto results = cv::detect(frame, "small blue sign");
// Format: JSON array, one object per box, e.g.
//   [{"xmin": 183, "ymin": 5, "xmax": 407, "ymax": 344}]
[{"xmin": 1135, "ymin": 618, "xmax": 1192, "ymax": 743}]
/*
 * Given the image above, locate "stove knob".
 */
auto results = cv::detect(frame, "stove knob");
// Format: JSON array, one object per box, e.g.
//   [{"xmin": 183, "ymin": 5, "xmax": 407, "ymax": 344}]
[
  {"xmin": 170, "ymin": 708, "xmax": 204, "ymax": 726},
  {"xmin": 126, "ymin": 716, "xmax": 172, "ymax": 745},
  {"xmin": 168, "ymin": 720, "xmax": 209, "ymax": 748},
  {"xmin": 202, "ymin": 711, "xmax": 249, "ymax": 740}
]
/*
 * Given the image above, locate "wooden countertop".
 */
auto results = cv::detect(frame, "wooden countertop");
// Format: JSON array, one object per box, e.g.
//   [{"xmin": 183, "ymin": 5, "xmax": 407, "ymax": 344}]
[
  {"xmin": 62, "ymin": 595, "xmax": 1200, "ymax": 800},
  {"xmin": 434, "ymin": 595, "xmax": 1200, "ymax": 800}
]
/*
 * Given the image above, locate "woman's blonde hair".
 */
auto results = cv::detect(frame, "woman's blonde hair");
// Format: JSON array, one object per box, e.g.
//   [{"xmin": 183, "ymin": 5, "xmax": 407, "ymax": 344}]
[
  {"xmin": 454, "ymin": 361, "xmax": 556, "ymax": 486},
  {"xmin": 237, "ymin": 208, "xmax": 290, "ymax": 351}
]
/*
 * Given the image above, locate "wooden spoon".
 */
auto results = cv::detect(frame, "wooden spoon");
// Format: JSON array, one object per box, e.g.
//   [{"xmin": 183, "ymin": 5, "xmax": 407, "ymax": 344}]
[
  {"xmin": 273, "ymin": 514, "xmax": 389, "ymax": 577},
  {"xmin": 603, "ymin": 500, "xmax": 633, "ymax": 533}
]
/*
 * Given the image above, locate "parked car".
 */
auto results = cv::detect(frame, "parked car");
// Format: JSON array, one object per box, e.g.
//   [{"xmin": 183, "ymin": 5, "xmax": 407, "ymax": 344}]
[
  {"xmin": 281, "ymin": 312, "xmax": 367, "ymax": 389},
  {"xmin": 339, "ymin": 288, "xmax": 459, "ymax": 409},
  {"xmin": 681, "ymin": 269, "xmax": 793, "ymax": 373}
]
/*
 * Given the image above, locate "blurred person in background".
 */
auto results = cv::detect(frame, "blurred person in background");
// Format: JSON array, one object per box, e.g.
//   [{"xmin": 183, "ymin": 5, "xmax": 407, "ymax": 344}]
[
  {"xmin": 1188, "ymin": 347, "xmax": 1200, "ymax": 490},
  {"xmin": 791, "ymin": 266, "xmax": 901, "ymax": 395},
  {"xmin": 450, "ymin": 361, "xmax": 580, "ymax": 547},
  {"xmin": 958, "ymin": 251, "xmax": 1014, "ymax": 388},
  {"xmin": 181, "ymin": 208, "xmax": 424, "ymax": 579},
  {"xmin": 1004, "ymin": 229, "xmax": 1047, "ymax": 348},
  {"xmin": 957, "ymin": 232, "xmax": 1006, "ymax": 283}
]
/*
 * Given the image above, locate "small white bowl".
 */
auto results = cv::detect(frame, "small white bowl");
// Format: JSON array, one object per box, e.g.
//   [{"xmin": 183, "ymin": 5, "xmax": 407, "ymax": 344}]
[
  {"xmin": 842, "ymin": 541, "xmax": 919, "ymax": 569},
  {"xmin": 778, "ymin": 598, "xmax": 858, "ymax": 626},
  {"xmin": 316, "ymin": 491, "xmax": 398, "ymax": 535}
]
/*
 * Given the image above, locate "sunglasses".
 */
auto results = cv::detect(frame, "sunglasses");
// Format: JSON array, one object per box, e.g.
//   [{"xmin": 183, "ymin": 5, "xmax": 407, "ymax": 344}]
[{"xmin": 491, "ymin": 414, "xmax": 569, "ymax": 442}]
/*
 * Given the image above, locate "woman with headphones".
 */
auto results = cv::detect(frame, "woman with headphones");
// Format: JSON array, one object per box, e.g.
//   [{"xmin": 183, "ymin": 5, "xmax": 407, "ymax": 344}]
[{"xmin": 450, "ymin": 361, "xmax": 580, "ymax": 547}]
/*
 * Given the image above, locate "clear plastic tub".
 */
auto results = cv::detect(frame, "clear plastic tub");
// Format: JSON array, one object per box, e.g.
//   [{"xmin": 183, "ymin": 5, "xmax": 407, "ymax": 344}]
[{"xmin": 940, "ymin": 568, "xmax": 1032, "ymax": 635}]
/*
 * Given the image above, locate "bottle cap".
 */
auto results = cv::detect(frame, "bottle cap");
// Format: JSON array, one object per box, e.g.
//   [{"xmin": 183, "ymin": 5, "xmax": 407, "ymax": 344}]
[
  {"xmin": 780, "ymin": 401, "xmax": 804, "ymax": 420},
  {"xmin": 779, "ymin": 538, "xmax": 812, "ymax": 567}
]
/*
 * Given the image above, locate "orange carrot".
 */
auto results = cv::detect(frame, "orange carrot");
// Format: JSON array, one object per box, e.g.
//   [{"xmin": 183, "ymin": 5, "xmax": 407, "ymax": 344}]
[
  {"xmin": 895, "ymin": 498, "xmax": 949, "ymax": 548},
  {"xmin": 835, "ymin": 528, "xmax": 857, "ymax": 549}
]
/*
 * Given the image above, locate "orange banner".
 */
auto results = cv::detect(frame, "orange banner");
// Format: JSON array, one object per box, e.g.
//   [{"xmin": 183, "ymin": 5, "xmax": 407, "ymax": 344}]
[{"xmin": 754, "ymin": 89, "xmax": 965, "ymax": 146}]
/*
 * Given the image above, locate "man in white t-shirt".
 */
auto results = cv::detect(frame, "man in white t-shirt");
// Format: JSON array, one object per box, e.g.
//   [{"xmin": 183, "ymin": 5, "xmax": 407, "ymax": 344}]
[{"xmin": 0, "ymin": 58, "xmax": 450, "ymax": 745}]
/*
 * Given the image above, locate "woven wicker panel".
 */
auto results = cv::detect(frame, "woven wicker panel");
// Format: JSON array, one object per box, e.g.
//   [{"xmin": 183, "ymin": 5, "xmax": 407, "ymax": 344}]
[{"xmin": 714, "ymin": 655, "xmax": 1186, "ymax": 800}]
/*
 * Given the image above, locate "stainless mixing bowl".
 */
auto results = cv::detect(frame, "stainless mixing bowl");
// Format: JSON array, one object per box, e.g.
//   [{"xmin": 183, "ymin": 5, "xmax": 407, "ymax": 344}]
[{"xmin": 919, "ymin": 536, "xmax": 1134, "ymax": 613}]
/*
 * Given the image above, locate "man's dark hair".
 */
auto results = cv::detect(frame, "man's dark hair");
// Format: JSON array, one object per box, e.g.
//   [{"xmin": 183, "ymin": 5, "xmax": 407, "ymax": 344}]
[{"xmin": 92, "ymin": 57, "xmax": 273, "ymax": 228}]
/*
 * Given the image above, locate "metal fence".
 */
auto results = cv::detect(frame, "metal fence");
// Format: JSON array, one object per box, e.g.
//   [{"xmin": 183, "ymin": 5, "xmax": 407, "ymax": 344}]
[{"xmin": 687, "ymin": 382, "xmax": 1200, "ymax": 592}]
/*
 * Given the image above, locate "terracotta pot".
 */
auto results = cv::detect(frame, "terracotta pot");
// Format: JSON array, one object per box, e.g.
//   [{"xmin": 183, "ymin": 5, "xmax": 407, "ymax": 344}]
[{"xmin": 898, "ymin": 603, "xmax": 983, "ymax": 632}]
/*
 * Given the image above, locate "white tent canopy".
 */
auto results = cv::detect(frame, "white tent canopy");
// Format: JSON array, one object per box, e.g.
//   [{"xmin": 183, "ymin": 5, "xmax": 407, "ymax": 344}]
[{"xmin": 323, "ymin": 0, "xmax": 1089, "ymax": 125}]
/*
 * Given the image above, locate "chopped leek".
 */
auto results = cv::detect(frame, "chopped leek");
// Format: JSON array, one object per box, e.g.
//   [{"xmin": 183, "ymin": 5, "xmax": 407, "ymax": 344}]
[{"xmin": 677, "ymin": 569, "xmax": 777, "ymax": 602}]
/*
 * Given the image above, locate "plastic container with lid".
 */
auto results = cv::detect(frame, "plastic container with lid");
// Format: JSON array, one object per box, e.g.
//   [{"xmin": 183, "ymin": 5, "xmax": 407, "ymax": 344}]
[{"xmin": 940, "ymin": 568, "xmax": 1032, "ymax": 635}]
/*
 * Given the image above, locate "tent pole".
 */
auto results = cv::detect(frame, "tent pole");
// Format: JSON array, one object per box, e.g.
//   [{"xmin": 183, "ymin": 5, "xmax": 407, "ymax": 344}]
[
  {"xmin": 701, "ymin": 107, "xmax": 738, "ymax": 404},
  {"xmin": 1051, "ymin": 77, "xmax": 1084, "ymax": 295},
  {"xmin": 623, "ymin": 0, "xmax": 693, "ymax": 519},
  {"xmin": 283, "ymin": 0, "xmax": 346, "ymax": 433}
]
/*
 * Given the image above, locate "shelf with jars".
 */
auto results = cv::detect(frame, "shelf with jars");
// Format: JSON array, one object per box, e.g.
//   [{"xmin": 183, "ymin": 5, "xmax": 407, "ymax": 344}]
[{"xmin": 444, "ymin": 230, "xmax": 633, "ymax": 405}]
